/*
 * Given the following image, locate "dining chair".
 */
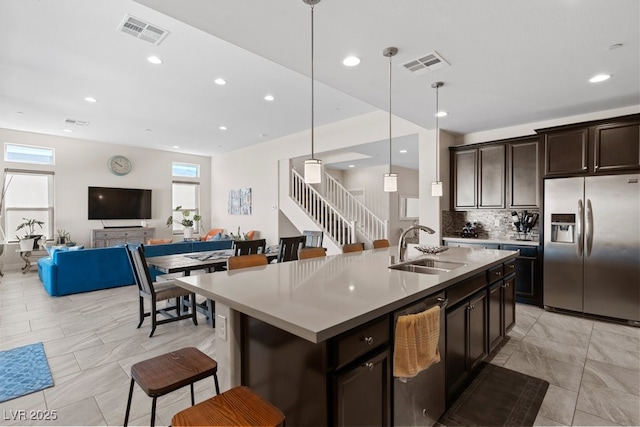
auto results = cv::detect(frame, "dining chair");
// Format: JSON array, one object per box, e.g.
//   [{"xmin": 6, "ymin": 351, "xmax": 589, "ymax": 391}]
[
  {"xmin": 125, "ymin": 244, "xmax": 198, "ymax": 337},
  {"xmin": 227, "ymin": 253, "xmax": 269, "ymax": 271},
  {"xmin": 342, "ymin": 242, "xmax": 365, "ymax": 253},
  {"xmin": 372, "ymin": 239, "xmax": 390, "ymax": 249},
  {"xmin": 303, "ymin": 230, "xmax": 323, "ymax": 248},
  {"xmin": 233, "ymin": 239, "xmax": 266, "ymax": 256},
  {"xmin": 298, "ymin": 247, "xmax": 327, "ymax": 260},
  {"xmin": 277, "ymin": 235, "xmax": 307, "ymax": 263}
]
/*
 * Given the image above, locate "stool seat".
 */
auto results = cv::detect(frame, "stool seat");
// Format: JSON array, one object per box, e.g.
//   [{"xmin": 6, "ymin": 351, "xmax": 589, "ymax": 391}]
[
  {"xmin": 172, "ymin": 386, "xmax": 285, "ymax": 427},
  {"xmin": 131, "ymin": 347, "xmax": 218, "ymax": 396},
  {"xmin": 124, "ymin": 347, "xmax": 220, "ymax": 427}
]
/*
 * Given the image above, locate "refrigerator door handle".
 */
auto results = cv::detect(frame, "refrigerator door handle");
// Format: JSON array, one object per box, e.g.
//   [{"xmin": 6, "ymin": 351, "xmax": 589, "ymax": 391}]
[
  {"xmin": 577, "ymin": 199, "xmax": 584, "ymax": 257},
  {"xmin": 585, "ymin": 199, "xmax": 593, "ymax": 257}
]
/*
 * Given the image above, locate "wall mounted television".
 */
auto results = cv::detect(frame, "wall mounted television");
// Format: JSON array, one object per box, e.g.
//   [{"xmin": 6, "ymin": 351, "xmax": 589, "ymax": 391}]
[{"xmin": 88, "ymin": 186, "xmax": 152, "ymax": 220}]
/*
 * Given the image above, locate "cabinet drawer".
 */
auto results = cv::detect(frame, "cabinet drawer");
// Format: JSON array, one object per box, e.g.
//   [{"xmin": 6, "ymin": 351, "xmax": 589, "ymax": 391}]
[
  {"xmin": 336, "ymin": 316, "xmax": 389, "ymax": 369},
  {"xmin": 504, "ymin": 259, "xmax": 516, "ymax": 276},
  {"xmin": 487, "ymin": 265, "xmax": 504, "ymax": 284},
  {"xmin": 446, "ymin": 273, "xmax": 486, "ymax": 307}
]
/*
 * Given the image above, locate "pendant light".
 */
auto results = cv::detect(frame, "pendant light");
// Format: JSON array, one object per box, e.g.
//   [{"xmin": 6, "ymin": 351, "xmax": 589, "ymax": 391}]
[
  {"xmin": 303, "ymin": 0, "xmax": 322, "ymax": 184},
  {"xmin": 431, "ymin": 81, "xmax": 444, "ymax": 197},
  {"xmin": 383, "ymin": 47, "xmax": 398, "ymax": 192}
]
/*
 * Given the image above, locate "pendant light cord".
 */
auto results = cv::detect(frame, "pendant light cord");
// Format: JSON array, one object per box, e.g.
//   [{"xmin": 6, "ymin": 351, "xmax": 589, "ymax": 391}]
[
  {"xmin": 435, "ymin": 85, "xmax": 439, "ymax": 181},
  {"xmin": 310, "ymin": 3, "xmax": 315, "ymax": 160},
  {"xmin": 388, "ymin": 53, "xmax": 392, "ymax": 175}
]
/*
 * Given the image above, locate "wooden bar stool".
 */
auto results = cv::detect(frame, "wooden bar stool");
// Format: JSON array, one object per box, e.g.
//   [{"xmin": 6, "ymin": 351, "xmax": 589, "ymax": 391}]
[
  {"xmin": 123, "ymin": 347, "xmax": 220, "ymax": 427},
  {"xmin": 172, "ymin": 386, "xmax": 285, "ymax": 427}
]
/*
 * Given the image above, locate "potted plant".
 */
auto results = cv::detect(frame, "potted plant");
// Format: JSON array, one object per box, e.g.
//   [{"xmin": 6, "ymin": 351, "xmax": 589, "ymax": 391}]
[
  {"xmin": 16, "ymin": 217, "xmax": 45, "ymax": 250},
  {"xmin": 55, "ymin": 229, "xmax": 70, "ymax": 245},
  {"xmin": 166, "ymin": 206, "xmax": 201, "ymax": 239}
]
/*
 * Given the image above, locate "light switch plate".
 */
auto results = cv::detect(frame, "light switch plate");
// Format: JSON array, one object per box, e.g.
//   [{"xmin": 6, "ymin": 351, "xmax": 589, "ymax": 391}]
[{"xmin": 217, "ymin": 315, "xmax": 227, "ymax": 341}]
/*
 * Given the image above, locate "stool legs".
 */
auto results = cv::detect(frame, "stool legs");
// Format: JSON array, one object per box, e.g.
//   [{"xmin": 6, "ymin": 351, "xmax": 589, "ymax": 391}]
[{"xmin": 123, "ymin": 378, "xmax": 135, "ymax": 427}]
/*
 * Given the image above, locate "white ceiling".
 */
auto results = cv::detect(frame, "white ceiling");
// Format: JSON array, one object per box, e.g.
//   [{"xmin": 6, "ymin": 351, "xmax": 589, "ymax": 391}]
[{"xmin": 1, "ymin": 0, "xmax": 638, "ymax": 171}]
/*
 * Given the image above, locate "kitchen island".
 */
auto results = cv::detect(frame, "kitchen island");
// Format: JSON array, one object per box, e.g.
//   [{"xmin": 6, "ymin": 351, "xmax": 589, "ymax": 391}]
[{"xmin": 176, "ymin": 245, "xmax": 518, "ymax": 426}]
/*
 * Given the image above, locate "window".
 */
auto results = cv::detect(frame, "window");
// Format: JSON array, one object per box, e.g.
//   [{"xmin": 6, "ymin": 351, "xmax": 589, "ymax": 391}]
[
  {"xmin": 2, "ymin": 169, "xmax": 55, "ymax": 242},
  {"xmin": 4, "ymin": 143, "xmax": 55, "ymax": 165},
  {"xmin": 171, "ymin": 181, "xmax": 200, "ymax": 234},
  {"xmin": 172, "ymin": 162, "xmax": 199, "ymax": 178}
]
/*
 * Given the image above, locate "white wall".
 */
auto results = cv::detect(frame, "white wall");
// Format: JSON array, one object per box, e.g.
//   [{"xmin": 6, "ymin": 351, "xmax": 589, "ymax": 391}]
[
  {"xmin": 211, "ymin": 111, "xmax": 429, "ymax": 246},
  {"xmin": 0, "ymin": 128, "xmax": 211, "ymax": 269},
  {"xmin": 455, "ymin": 105, "xmax": 640, "ymax": 146}
]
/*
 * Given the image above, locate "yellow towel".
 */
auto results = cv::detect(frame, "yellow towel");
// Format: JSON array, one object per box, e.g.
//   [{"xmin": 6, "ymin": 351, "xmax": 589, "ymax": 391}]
[{"xmin": 393, "ymin": 305, "xmax": 441, "ymax": 379}]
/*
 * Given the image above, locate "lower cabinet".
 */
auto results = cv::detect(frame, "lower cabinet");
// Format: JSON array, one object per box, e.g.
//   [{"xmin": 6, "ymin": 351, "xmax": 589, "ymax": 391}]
[
  {"xmin": 488, "ymin": 265, "xmax": 517, "ymax": 353},
  {"xmin": 445, "ymin": 289, "xmax": 488, "ymax": 401},
  {"xmin": 332, "ymin": 349, "xmax": 390, "ymax": 427},
  {"xmin": 445, "ymin": 259, "xmax": 516, "ymax": 403}
]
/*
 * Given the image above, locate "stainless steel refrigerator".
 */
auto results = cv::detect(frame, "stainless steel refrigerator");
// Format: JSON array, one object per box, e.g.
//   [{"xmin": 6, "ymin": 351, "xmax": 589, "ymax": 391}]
[{"xmin": 544, "ymin": 174, "xmax": 640, "ymax": 323}]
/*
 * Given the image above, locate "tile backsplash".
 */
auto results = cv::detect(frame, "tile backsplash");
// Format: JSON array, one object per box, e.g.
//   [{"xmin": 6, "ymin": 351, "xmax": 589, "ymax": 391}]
[{"xmin": 442, "ymin": 209, "xmax": 540, "ymax": 241}]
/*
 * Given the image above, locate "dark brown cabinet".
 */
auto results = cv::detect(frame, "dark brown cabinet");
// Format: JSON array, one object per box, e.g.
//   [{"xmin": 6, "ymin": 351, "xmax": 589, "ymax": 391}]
[
  {"xmin": 445, "ymin": 290, "xmax": 487, "ymax": 401},
  {"xmin": 593, "ymin": 121, "xmax": 640, "ymax": 173},
  {"xmin": 539, "ymin": 114, "xmax": 640, "ymax": 177},
  {"xmin": 333, "ymin": 349, "xmax": 390, "ymax": 426},
  {"xmin": 502, "ymin": 244, "xmax": 541, "ymax": 306},
  {"xmin": 452, "ymin": 149, "xmax": 477, "ymax": 209},
  {"xmin": 451, "ymin": 145, "xmax": 505, "ymax": 210},
  {"xmin": 488, "ymin": 264, "xmax": 516, "ymax": 353},
  {"xmin": 507, "ymin": 138, "xmax": 540, "ymax": 208}
]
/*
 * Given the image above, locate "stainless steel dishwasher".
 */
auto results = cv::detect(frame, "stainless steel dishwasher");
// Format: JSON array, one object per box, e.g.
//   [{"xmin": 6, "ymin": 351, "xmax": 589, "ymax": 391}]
[{"xmin": 393, "ymin": 292, "xmax": 447, "ymax": 427}]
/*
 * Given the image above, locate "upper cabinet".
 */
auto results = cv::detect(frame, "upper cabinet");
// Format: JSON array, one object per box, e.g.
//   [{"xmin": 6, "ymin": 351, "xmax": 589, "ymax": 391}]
[
  {"xmin": 538, "ymin": 114, "xmax": 640, "ymax": 177},
  {"xmin": 507, "ymin": 138, "xmax": 539, "ymax": 209},
  {"xmin": 451, "ymin": 145, "xmax": 505, "ymax": 210},
  {"xmin": 451, "ymin": 136, "xmax": 538, "ymax": 211}
]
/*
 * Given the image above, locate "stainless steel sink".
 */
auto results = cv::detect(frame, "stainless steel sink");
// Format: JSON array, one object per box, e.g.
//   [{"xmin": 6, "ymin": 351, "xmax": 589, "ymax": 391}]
[{"xmin": 389, "ymin": 258, "xmax": 467, "ymax": 274}]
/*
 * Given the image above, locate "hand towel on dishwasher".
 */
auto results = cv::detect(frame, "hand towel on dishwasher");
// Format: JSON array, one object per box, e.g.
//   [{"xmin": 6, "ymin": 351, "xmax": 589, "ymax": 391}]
[{"xmin": 393, "ymin": 305, "xmax": 441, "ymax": 379}]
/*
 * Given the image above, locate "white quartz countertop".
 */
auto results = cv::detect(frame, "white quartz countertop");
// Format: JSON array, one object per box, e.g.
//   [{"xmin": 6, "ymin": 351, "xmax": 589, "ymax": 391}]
[
  {"xmin": 176, "ymin": 246, "xmax": 518, "ymax": 343},
  {"xmin": 443, "ymin": 236, "xmax": 540, "ymax": 247}
]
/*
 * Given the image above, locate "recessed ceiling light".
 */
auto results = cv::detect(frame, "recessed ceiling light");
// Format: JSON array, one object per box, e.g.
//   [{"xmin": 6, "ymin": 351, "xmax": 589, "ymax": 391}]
[
  {"xmin": 173, "ymin": 145, "xmax": 180, "ymax": 149},
  {"xmin": 214, "ymin": 78, "xmax": 227, "ymax": 85},
  {"xmin": 343, "ymin": 56, "xmax": 361, "ymax": 67},
  {"xmin": 63, "ymin": 129, "xmax": 73, "ymax": 133},
  {"xmin": 84, "ymin": 97, "xmax": 97, "ymax": 103},
  {"xmin": 147, "ymin": 56, "xmax": 162, "ymax": 65},
  {"xmin": 348, "ymin": 164, "xmax": 355, "ymax": 168},
  {"xmin": 589, "ymin": 74, "xmax": 611, "ymax": 83},
  {"xmin": 219, "ymin": 126, "xmax": 227, "ymax": 130},
  {"xmin": 399, "ymin": 149, "xmax": 407, "ymax": 153},
  {"xmin": 435, "ymin": 111, "xmax": 448, "ymax": 117},
  {"xmin": 264, "ymin": 95, "xmax": 275, "ymax": 101}
]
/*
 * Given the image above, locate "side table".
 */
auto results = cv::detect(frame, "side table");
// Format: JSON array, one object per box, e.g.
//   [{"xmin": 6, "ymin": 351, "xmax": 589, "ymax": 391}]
[{"xmin": 16, "ymin": 249, "xmax": 48, "ymax": 274}]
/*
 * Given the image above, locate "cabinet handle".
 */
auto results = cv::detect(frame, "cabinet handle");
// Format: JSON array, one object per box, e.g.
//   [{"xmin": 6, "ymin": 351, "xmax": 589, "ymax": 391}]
[
  {"xmin": 363, "ymin": 362, "xmax": 374, "ymax": 371},
  {"xmin": 363, "ymin": 336, "xmax": 374, "ymax": 346},
  {"xmin": 496, "ymin": 271, "xmax": 502, "ymax": 276}
]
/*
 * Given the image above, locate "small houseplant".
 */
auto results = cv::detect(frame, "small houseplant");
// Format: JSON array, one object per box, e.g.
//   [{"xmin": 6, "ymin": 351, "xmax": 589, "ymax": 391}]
[
  {"xmin": 16, "ymin": 217, "xmax": 45, "ymax": 250},
  {"xmin": 55, "ymin": 229, "xmax": 70, "ymax": 245},
  {"xmin": 166, "ymin": 206, "xmax": 201, "ymax": 238}
]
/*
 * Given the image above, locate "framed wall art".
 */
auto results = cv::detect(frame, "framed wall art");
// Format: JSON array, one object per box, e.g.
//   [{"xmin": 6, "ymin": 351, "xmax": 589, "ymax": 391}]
[{"xmin": 228, "ymin": 188, "xmax": 252, "ymax": 215}]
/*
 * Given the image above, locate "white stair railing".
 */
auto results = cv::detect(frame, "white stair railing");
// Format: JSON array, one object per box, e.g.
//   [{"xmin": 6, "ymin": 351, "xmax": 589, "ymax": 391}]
[
  {"xmin": 290, "ymin": 169, "xmax": 355, "ymax": 247},
  {"xmin": 322, "ymin": 172, "xmax": 387, "ymax": 242}
]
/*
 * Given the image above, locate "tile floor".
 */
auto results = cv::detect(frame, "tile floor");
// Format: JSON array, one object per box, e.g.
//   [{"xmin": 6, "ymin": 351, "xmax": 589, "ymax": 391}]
[{"xmin": 1, "ymin": 270, "xmax": 639, "ymax": 426}]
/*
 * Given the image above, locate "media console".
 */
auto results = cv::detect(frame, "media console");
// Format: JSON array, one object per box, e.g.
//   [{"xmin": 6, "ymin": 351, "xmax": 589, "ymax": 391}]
[{"xmin": 91, "ymin": 227, "xmax": 155, "ymax": 248}]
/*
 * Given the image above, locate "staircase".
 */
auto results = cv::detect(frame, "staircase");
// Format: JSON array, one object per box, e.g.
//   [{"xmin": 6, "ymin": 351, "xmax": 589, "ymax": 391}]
[{"xmin": 284, "ymin": 164, "xmax": 388, "ymax": 249}]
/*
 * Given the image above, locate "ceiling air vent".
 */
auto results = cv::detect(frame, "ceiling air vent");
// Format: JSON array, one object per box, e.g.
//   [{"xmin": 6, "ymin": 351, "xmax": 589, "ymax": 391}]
[
  {"xmin": 64, "ymin": 119, "xmax": 90, "ymax": 126},
  {"xmin": 402, "ymin": 51, "xmax": 449, "ymax": 75},
  {"xmin": 118, "ymin": 15, "xmax": 169, "ymax": 45}
]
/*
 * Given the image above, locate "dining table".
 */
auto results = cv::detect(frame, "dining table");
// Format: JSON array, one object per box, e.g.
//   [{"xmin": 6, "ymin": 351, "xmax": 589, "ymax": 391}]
[{"xmin": 145, "ymin": 249, "xmax": 278, "ymax": 324}]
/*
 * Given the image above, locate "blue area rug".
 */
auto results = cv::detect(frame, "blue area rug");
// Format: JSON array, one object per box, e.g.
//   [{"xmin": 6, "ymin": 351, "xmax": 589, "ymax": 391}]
[{"xmin": 0, "ymin": 342, "xmax": 54, "ymax": 403}]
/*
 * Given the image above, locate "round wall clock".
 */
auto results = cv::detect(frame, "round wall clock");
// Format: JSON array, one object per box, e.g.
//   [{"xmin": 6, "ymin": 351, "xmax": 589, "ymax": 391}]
[{"xmin": 108, "ymin": 155, "xmax": 132, "ymax": 176}]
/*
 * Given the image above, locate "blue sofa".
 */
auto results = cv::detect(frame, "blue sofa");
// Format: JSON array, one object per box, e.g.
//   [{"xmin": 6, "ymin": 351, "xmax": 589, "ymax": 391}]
[{"xmin": 37, "ymin": 240, "xmax": 234, "ymax": 296}]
